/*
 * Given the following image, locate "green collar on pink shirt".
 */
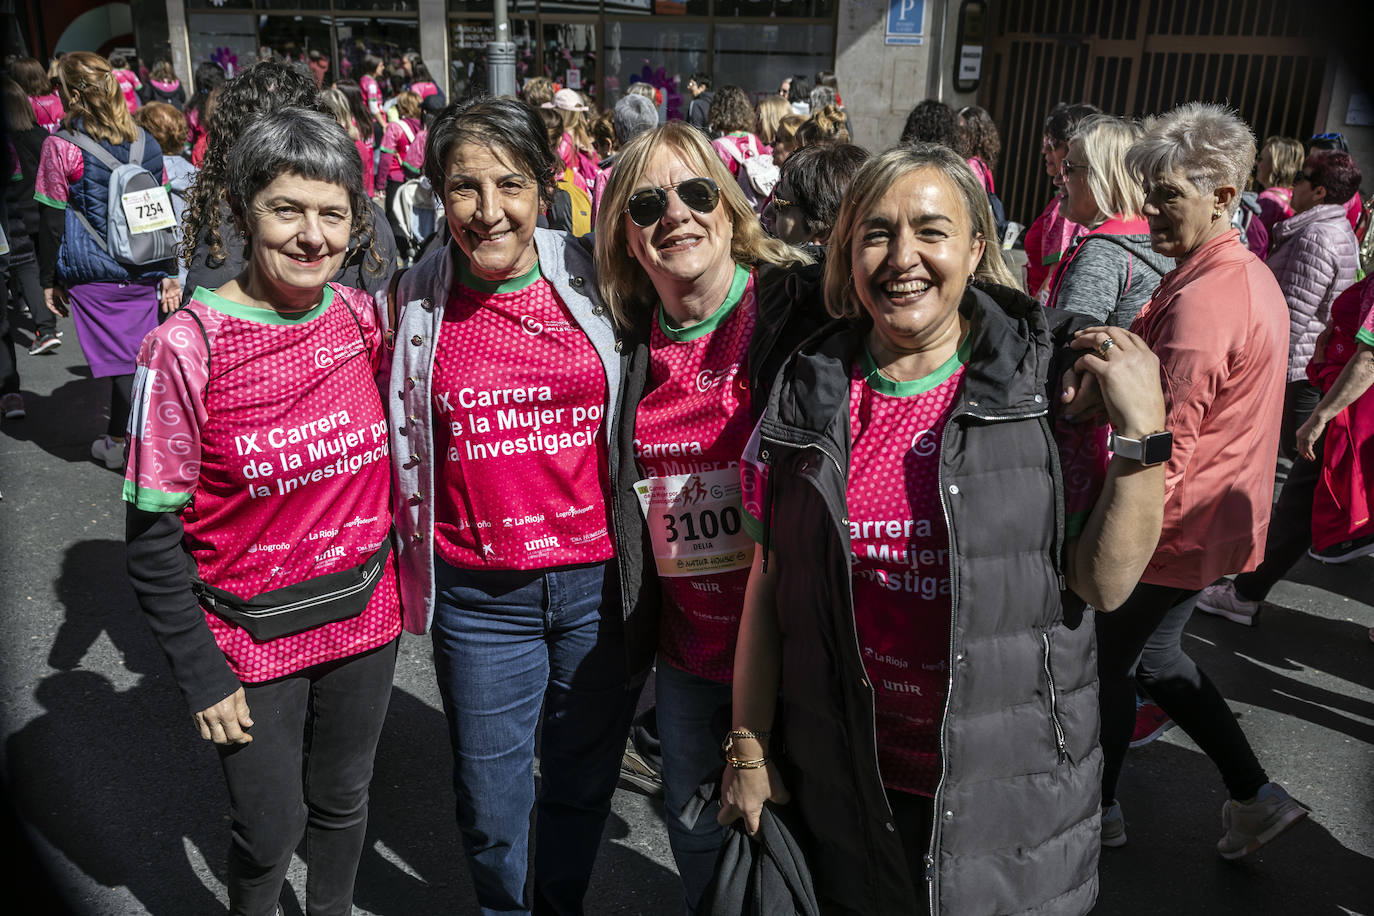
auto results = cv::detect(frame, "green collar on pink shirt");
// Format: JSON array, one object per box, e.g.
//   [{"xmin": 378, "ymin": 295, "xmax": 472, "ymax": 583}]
[{"xmin": 657, "ymin": 263, "xmax": 750, "ymax": 343}]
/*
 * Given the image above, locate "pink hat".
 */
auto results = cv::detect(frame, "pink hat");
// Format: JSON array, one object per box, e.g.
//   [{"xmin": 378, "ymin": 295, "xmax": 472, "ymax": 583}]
[{"xmin": 541, "ymin": 88, "xmax": 589, "ymax": 112}]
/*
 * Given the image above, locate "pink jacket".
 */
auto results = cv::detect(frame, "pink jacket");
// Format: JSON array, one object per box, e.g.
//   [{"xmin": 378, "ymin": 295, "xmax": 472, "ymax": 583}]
[{"xmin": 1129, "ymin": 231, "xmax": 1289, "ymax": 589}]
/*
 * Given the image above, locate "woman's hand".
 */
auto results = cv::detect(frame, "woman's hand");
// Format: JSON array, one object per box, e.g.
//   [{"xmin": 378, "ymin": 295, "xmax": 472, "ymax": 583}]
[
  {"xmin": 718, "ymin": 760, "xmax": 790, "ymax": 836},
  {"xmin": 1070, "ymin": 327, "xmax": 1166, "ymax": 437},
  {"xmin": 1296, "ymin": 412, "xmax": 1328, "ymax": 462},
  {"xmin": 44, "ymin": 285, "xmax": 70, "ymax": 318},
  {"xmin": 159, "ymin": 278, "xmax": 183, "ymax": 314},
  {"xmin": 194, "ymin": 687, "xmax": 254, "ymax": 745}
]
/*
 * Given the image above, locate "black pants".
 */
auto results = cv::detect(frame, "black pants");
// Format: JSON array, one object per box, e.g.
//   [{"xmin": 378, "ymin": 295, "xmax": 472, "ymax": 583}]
[
  {"xmin": 1234, "ymin": 431, "xmax": 1325, "ymax": 602},
  {"xmin": 384, "ymin": 178, "xmax": 411, "ymax": 264},
  {"xmin": 8, "ymin": 252, "xmax": 55, "ymax": 336},
  {"xmin": 217, "ymin": 639, "xmax": 397, "ymax": 916},
  {"xmin": 1097, "ymin": 583, "xmax": 1268, "ymax": 804},
  {"xmin": 1279, "ymin": 380, "xmax": 1321, "ymax": 461},
  {"xmin": 0, "ymin": 263, "xmax": 17, "ymax": 396},
  {"xmin": 108, "ymin": 373, "xmax": 134, "ymax": 437}
]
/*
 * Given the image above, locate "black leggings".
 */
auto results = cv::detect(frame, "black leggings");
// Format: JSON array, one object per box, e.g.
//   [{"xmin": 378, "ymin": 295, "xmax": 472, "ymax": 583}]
[
  {"xmin": 109, "ymin": 373, "xmax": 134, "ymax": 437},
  {"xmin": 1234, "ymin": 431, "xmax": 1325, "ymax": 602},
  {"xmin": 1097, "ymin": 582, "xmax": 1268, "ymax": 804}
]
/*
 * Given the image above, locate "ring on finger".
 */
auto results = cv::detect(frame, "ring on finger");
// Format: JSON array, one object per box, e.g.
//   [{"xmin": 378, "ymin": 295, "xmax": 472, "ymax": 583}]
[{"xmin": 1096, "ymin": 337, "xmax": 1116, "ymax": 358}]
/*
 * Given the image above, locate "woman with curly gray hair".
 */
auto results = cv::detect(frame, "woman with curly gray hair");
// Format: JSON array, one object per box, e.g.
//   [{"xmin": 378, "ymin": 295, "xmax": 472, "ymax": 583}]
[
  {"xmin": 124, "ymin": 106, "xmax": 401, "ymax": 916},
  {"xmin": 1093, "ymin": 102, "xmax": 1305, "ymax": 857}
]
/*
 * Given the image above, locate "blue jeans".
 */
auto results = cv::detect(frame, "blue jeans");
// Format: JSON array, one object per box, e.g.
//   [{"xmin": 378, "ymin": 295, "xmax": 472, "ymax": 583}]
[
  {"xmin": 656, "ymin": 659, "xmax": 733, "ymax": 915},
  {"xmin": 431, "ymin": 559, "xmax": 640, "ymax": 916}
]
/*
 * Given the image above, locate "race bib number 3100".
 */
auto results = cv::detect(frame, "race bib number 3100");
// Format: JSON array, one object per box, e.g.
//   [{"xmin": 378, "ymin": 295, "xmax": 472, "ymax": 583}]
[
  {"xmin": 121, "ymin": 186, "xmax": 176, "ymax": 234},
  {"xmin": 634, "ymin": 469, "xmax": 754, "ymax": 577}
]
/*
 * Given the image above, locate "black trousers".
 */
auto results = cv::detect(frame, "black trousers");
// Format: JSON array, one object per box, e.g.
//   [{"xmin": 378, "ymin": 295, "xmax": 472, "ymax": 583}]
[
  {"xmin": 1097, "ymin": 583, "xmax": 1268, "ymax": 804},
  {"xmin": 1235, "ymin": 431, "xmax": 1325, "ymax": 601}
]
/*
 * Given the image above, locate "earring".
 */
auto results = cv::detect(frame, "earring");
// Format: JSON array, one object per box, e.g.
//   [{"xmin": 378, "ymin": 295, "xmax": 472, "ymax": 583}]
[{"xmin": 967, "ymin": 273, "xmax": 976, "ymax": 284}]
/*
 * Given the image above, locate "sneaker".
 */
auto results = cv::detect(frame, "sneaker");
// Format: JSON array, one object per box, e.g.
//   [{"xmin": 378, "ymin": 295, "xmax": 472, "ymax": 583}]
[
  {"xmin": 27, "ymin": 331, "xmax": 61, "ymax": 355},
  {"xmin": 1195, "ymin": 579, "xmax": 1260, "ymax": 626},
  {"xmin": 91, "ymin": 435, "xmax": 126, "ymax": 470},
  {"xmin": 619, "ymin": 739, "xmax": 664, "ymax": 797},
  {"xmin": 1, "ymin": 393, "xmax": 24, "ymax": 420},
  {"xmin": 1217, "ymin": 782, "xmax": 1307, "ymax": 860},
  {"xmin": 1307, "ymin": 534, "xmax": 1374, "ymax": 564},
  {"xmin": 1129, "ymin": 700, "xmax": 1174, "ymax": 748},
  {"xmin": 1101, "ymin": 800, "xmax": 1127, "ymax": 848}
]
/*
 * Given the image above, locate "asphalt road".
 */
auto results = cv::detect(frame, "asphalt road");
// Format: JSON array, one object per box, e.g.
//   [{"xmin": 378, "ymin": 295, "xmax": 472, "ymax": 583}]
[{"xmin": 1, "ymin": 310, "xmax": 1371, "ymax": 915}]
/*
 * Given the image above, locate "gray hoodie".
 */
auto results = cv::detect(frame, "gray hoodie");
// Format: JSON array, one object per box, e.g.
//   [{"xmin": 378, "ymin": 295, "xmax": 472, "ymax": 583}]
[{"xmin": 1052, "ymin": 230, "xmax": 1174, "ymax": 329}]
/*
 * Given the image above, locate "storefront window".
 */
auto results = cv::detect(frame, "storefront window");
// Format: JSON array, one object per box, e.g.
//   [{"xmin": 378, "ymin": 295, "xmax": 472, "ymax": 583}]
[
  {"xmin": 335, "ymin": 17, "xmax": 421, "ymax": 83},
  {"xmin": 602, "ymin": 19, "xmax": 706, "ymax": 119},
  {"xmin": 257, "ymin": 0, "xmax": 330, "ymax": 11},
  {"xmin": 607, "ymin": 0, "xmax": 709, "ymax": 16},
  {"xmin": 334, "ymin": 0, "xmax": 419, "ymax": 10},
  {"xmin": 542, "ymin": 22, "xmax": 598, "ymax": 103},
  {"xmin": 713, "ymin": 22, "xmax": 832, "ymax": 101},
  {"xmin": 715, "ymin": 0, "xmax": 833, "ymax": 15},
  {"xmin": 188, "ymin": 13, "xmax": 257, "ymax": 78},
  {"xmin": 256, "ymin": 15, "xmax": 334, "ymax": 64},
  {"xmin": 450, "ymin": 19, "xmax": 536, "ymax": 99},
  {"xmin": 448, "ymin": 0, "xmax": 536, "ymax": 13},
  {"xmin": 187, "ymin": 0, "xmax": 253, "ymax": 9}
]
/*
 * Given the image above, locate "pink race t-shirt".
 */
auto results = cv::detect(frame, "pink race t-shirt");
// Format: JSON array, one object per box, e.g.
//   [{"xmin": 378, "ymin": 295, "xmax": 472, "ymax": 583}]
[
  {"xmin": 123, "ymin": 284, "xmax": 402, "ymax": 683},
  {"xmin": 114, "ymin": 69, "xmax": 141, "ymax": 112},
  {"xmin": 30, "ymin": 93, "xmax": 64, "ymax": 133},
  {"xmin": 634, "ymin": 265, "xmax": 757, "ymax": 683},
  {"xmin": 743, "ymin": 341, "xmax": 1107, "ymax": 795},
  {"xmin": 361, "ymin": 75, "xmax": 384, "ymax": 121},
  {"xmin": 431, "ymin": 263, "xmax": 615, "ymax": 570}
]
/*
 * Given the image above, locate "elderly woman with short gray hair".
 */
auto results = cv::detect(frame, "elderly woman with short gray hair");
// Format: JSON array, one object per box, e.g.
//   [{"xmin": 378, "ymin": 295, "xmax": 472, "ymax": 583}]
[
  {"xmin": 1093, "ymin": 102, "xmax": 1305, "ymax": 856},
  {"xmin": 124, "ymin": 106, "xmax": 401, "ymax": 916}
]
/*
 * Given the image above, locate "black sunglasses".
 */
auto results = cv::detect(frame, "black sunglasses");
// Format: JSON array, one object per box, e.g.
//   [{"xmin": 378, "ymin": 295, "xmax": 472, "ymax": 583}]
[{"xmin": 625, "ymin": 178, "xmax": 720, "ymax": 227}]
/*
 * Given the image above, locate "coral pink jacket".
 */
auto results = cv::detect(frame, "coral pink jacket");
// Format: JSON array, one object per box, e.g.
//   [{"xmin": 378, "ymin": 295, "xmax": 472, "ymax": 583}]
[{"xmin": 1130, "ymin": 230, "xmax": 1289, "ymax": 589}]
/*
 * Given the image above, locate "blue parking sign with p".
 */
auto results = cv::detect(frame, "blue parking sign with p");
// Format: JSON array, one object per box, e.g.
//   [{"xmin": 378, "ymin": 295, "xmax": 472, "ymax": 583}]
[{"xmin": 886, "ymin": 0, "xmax": 925, "ymax": 44}]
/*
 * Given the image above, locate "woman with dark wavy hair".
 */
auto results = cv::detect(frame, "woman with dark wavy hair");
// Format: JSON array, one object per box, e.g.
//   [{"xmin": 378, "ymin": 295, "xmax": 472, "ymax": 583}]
[
  {"xmin": 183, "ymin": 61, "xmax": 394, "ymax": 295},
  {"xmin": 184, "ymin": 60, "xmax": 225, "ymax": 162}
]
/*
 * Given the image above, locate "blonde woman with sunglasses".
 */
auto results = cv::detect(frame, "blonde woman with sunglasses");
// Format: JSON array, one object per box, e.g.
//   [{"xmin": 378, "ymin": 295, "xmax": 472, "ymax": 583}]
[{"xmin": 594, "ymin": 121, "xmax": 812, "ymax": 913}]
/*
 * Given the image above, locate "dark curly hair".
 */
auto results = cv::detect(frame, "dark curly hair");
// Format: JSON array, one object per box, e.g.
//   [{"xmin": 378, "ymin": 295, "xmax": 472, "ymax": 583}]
[
  {"xmin": 186, "ymin": 61, "xmax": 226, "ymax": 129},
  {"xmin": 957, "ymin": 105, "xmax": 1001, "ymax": 172},
  {"xmin": 708, "ymin": 85, "xmax": 755, "ymax": 136},
  {"xmin": 900, "ymin": 99, "xmax": 959, "ymax": 148},
  {"xmin": 778, "ymin": 142, "xmax": 870, "ymax": 242},
  {"xmin": 182, "ymin": 61, "xmax": 318, "ymax": 271}
]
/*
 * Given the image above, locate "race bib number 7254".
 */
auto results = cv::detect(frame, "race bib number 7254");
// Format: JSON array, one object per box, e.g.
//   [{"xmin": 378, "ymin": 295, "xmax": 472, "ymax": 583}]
[
  {"xmin": 121, "ymin": 186, "xmax": 176, "ymax": 234},
  {"xmin": 634, "ymin": 468, "xmax": 754, "ymax": 577}
]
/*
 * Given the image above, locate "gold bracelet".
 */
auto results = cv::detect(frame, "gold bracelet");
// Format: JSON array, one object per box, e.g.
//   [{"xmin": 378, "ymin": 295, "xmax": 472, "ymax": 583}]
[
  {"xmin": 725, "ymin": 754, "xmax": 769, "ymax": 770},
  {"xmin": 728, "ymin": 728, "xmax": 771, "ymax": 741}
]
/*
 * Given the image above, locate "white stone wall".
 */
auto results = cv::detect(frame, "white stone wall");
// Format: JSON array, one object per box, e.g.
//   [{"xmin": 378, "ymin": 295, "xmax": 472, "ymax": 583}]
[
  {"xmin": 835, "ymin": 0, "xmax": 980, "ymax": 152},
  {"xmin": 1323, "ymin": 61, "xmax": 1373, "ymax": 206}
]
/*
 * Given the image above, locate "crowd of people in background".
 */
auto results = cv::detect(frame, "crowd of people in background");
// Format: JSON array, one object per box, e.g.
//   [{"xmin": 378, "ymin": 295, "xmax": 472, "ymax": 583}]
[{"xmin": 2, "ymin": 43, "xmax": 1373, "ymax": 916}]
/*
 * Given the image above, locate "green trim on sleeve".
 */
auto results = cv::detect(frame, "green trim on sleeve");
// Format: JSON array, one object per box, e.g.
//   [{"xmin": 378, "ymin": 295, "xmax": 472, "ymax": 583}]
[
  {"xmin": 403, "ymin": 161, "xmax": 422, "ymax": 175},
  {"xmin": 1065, "ymin": 510, "xmax": 1090, "ymax": 540},
  {"xmin": 122, "ymin": 479, "xmax": 192, "ymax": 513},
  {"xmin": 34, "ymin": 192, "xmax": 66, "ymax": 210},
  {"xmin": 379, "ymin": 146, "xmax": 398, "ymax": 156},
  {"xmin": 741, "ymin": 504, "xmax": 764, "ymax": 544},
  {"xmin": 1355, "ymin": 327, "xmax": 1374, "ymax": 348}
]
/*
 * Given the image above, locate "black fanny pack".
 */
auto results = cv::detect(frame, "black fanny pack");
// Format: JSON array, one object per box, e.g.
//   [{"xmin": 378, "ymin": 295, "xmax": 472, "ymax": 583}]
[{"xmin": 192, "ymin": 533, "xmax": 393, "ymax": 641}]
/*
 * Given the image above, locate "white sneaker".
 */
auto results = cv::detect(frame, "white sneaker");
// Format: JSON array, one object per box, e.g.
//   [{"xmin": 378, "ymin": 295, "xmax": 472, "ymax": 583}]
[
  {"xmin": 1217, "ymin": 782, "xmax": 1307, "ymax": 860},
  {"xmin": 1195, "ymin": 580, "xmax": 1259, "ymax": 626},
  {"xmin": 1101, "ymin": 800, "xmax": 1127, "ymax": 848},
  {"xmin": 91, "ymin": 435, "xmax": 126, "ymax": 470}
]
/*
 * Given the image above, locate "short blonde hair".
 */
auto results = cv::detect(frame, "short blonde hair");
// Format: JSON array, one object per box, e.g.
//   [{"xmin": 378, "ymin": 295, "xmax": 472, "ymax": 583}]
[
  {"xmin": 594, "ymin": 121, "xmax": 812, "ymax": 329},
  {"xmin": 1126, "ymin": 102, "xmax": 1255, "ymax": 216},
  {"xmin": 823, "ymin": 145, "xmax": 1016, "ymax": 321},
  {"xmin": 1072, "ymin": 114, "xmax": 1145, "ymax": 219}
]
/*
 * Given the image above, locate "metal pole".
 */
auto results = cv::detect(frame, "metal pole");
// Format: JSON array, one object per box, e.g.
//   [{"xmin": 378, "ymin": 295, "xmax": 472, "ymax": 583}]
[{"xmin": 487, "ymin": 0, "xmax": 518, "ymax": 98}]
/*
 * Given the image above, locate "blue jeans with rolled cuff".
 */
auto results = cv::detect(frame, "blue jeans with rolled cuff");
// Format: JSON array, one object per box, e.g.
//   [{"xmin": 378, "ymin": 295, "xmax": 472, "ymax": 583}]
[
  {"xmin": 655, "ymin": 658, "xmax": 734, "ymax": 914},
  {"xmin": 431, "ymin": 558, "xmax": 641, "ymax": 916}
]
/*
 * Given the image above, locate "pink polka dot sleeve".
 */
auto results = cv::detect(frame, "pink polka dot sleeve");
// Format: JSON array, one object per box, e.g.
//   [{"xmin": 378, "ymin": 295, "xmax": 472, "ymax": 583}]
[
  {"xmin": 123, "ymin": 311, "xmax": 211, "ymax": 513},
  {"xmin": 1054, "ymin": 415, "xmax": 1109, "ymax": 538},
  {"xmin": 34, "ymin": 134, "xmax": 82, "ymax": 208},
  {"xmin": 739, "ymin": 417, "xmax": 768, "ymax": 543}
]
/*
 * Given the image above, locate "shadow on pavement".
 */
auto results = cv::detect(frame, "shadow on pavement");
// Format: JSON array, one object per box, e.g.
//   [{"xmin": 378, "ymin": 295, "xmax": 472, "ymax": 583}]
[
  {"xmin": 1, "ymin": 376, "xmax": 117, "ymax": 466},
  {"xmin": 7, "ymin": 538, "xmax": 229, "ymax": 915},
  {"xmin": 1098, "ymin": 740, "xmax": 1374, "ymax": 914}
]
